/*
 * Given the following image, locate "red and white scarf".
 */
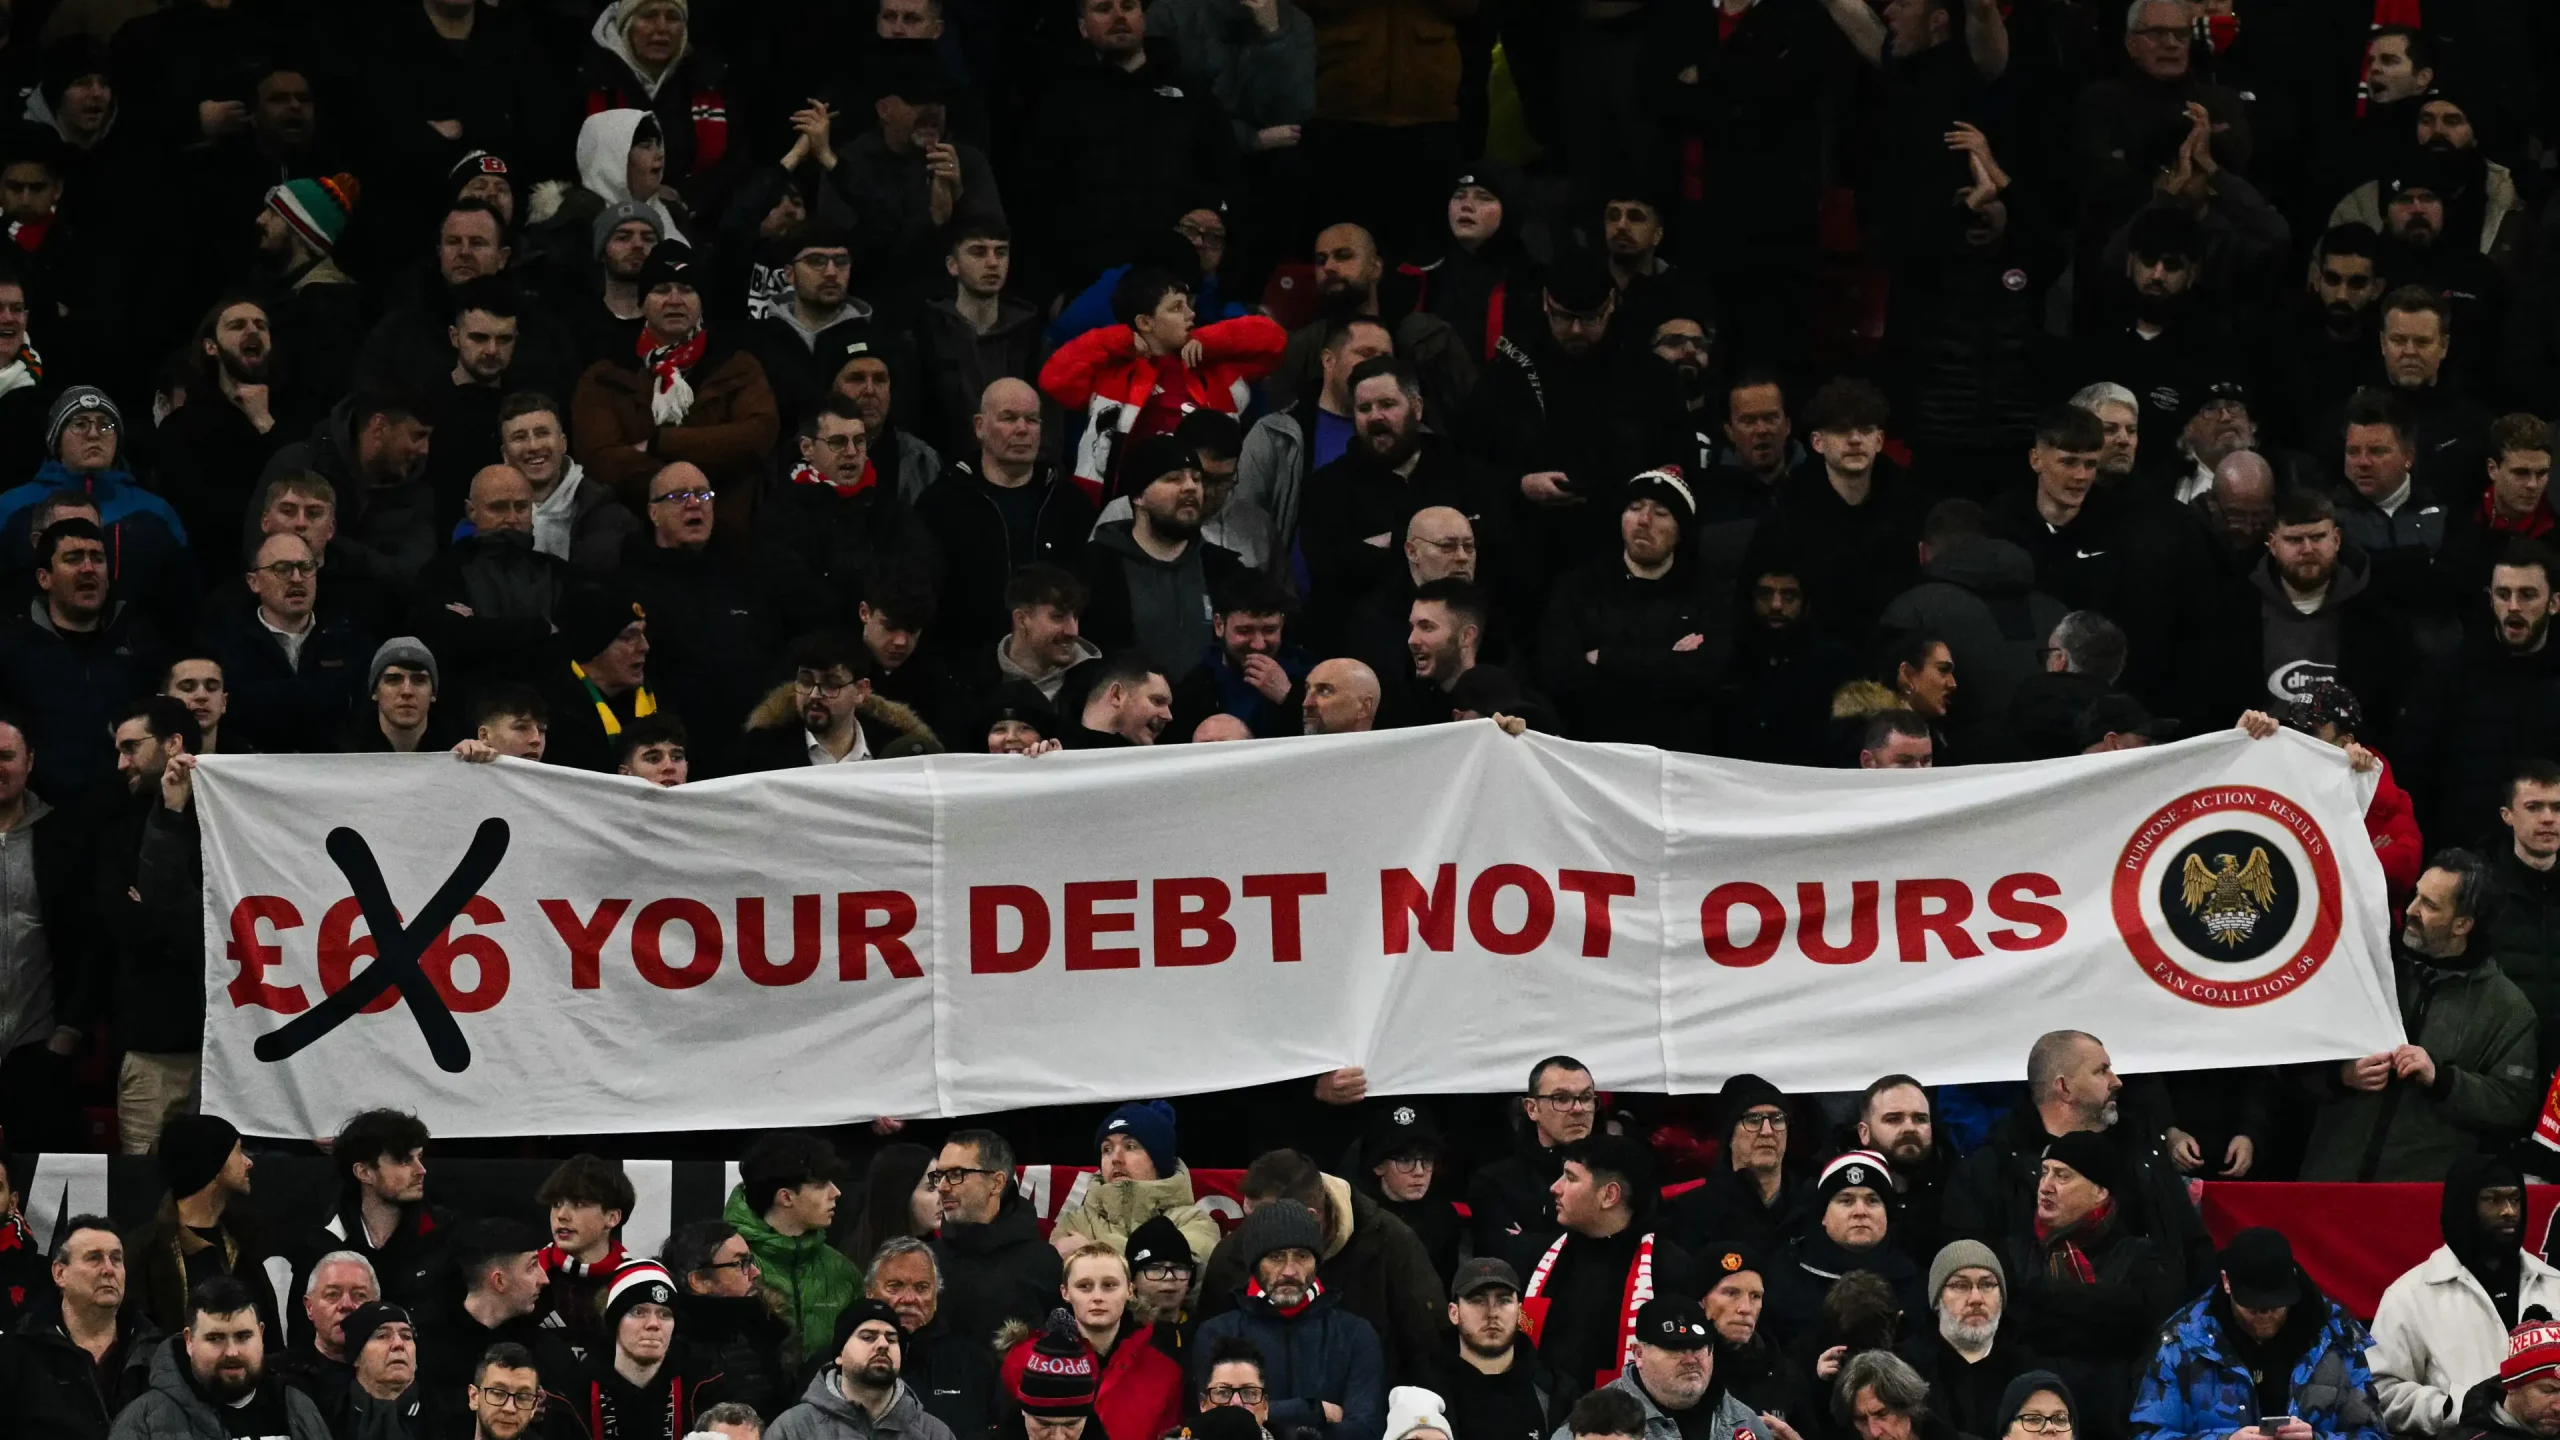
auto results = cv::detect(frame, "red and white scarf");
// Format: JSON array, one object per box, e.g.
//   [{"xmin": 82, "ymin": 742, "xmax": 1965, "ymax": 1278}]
[
  {"xmin": 1520, "ymin": 1230, "xmax": 1657, "ymax": 1387},
  {"xmin": 639, "ymin": 328, "xmax": 708, "ymax": 425},
  {"xmin": 538, "ymin": 1240, "xmax": 627, "ymax": 1279},
  {"xmin": 789, "ymin": 459, "xmax": 878, "ymax": 499}
]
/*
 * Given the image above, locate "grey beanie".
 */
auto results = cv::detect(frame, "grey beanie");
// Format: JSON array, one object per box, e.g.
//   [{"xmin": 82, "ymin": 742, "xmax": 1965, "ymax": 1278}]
[
  {"xmin": 1235, "ymin": 1198, "xmax": 1325, "ymax": 1270},
  {"xmin": 593, "ymin": 199, "xmax": 663, "ymax": 261},
  {"xmin": 1928, "ymin": 1239, "xmax": 2004, "ymax": 1304},
  {"xmin": 46, "ymin": 386, "xmax": 120, "ymax": 454},
  {"xmin": 368, "ymin": 636, "xmax": 439, "ymax": 696}
]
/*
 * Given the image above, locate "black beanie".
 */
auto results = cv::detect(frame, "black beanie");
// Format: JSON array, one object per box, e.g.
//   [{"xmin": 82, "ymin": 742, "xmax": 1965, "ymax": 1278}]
[
  {"xmin": 158, "ymin": 1115, "xmax": 241, "ymax": 1199},
  {"xmin": 2041, "ymin": 1132, "xmax": 2125, "ymax": 1196},
  {"xmin": 341, "ymin": 1301, "xmax": 413, "ymax": 1359},
  {"xmin": 1126, "ymin": 1214, "xmax": 1194, "ymax": 1274},
  {"xmin": 1717, "ymin": 1074, "xmax": 1788, "ymax": 1141},
  {"xmin": 832, "ymin": 1296, "xmax": 906, "ymax": 1356}
]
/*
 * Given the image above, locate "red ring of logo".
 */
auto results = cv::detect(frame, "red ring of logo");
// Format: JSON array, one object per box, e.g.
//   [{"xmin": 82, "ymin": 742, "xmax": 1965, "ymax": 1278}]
[{"xmin": 2112, "ymin": 784, "xmax": 2342, "ymax": 1008}]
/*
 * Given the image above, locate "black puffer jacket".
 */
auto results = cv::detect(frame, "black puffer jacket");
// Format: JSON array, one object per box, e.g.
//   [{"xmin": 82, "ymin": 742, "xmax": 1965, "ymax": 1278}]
[
  {"xmin": 931, "ymin": 1191, "xmax": 1064, "ymax": 1349},
  {"xmin": 679, "ymin": 1291, "xmax": 794, "ymax": 1423},
  {"xmin": 0, "ymin": 1297, "xmax": 156, "ymax": 1440}
]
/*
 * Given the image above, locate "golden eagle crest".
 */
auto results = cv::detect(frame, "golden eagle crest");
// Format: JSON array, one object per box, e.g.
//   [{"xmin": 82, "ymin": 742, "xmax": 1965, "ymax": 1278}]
[{"xmin": 2180, "ymin": 848, "xmax": 2278, "ymax": 946}]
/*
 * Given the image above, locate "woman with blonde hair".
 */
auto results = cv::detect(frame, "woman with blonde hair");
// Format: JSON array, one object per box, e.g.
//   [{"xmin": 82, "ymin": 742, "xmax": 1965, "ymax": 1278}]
[{"xmin": 1000, "ymin": 1245, "xmax": 1186, "ymax": 1440}]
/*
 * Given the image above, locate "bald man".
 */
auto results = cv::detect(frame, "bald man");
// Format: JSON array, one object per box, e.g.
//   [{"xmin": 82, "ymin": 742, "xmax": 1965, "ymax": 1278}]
[
  {"xmin": 2198, "ymin": 450, "xmax": 2276, "ymax": 562},
  {"xmin": 1194, "ymin": 713, "xmax": 1253, "ymax": 743},
  {"xmin": 217, "ymin": 530, "xmax": 371, "ymax": 751},
  {"xmin": 916, "ymin": 376, "xmax": 1100, "ymax": 646},
  {"xmin": 1405, "ymin": 507, "xmax": 1477, "ymax": 585},
  {"xmin": 1302, "ymin": 658, "xmax": 1381, "ymax": 735},
  {"xmin": 411, "ymin": 463, "xmax": 577, "ymax": 689},
  {"xmin": 644, "ymin": 461, "xmax": 717, "ymax": 551}
]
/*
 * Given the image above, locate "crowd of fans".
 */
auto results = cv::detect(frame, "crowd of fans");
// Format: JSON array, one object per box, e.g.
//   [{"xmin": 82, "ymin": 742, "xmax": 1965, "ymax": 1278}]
[
  {"xmin": 3, "ymin": 1054, "xmax": 2560, "ymax": 1440},
  {"xmin": 0, "ymin": 0, "xmax": 2558, "ymax": 1432}
]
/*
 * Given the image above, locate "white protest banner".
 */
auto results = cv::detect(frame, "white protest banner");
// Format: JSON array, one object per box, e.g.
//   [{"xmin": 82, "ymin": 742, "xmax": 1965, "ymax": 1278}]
[{"xmin": 196, "ymin": 725, "xmax": 2402, "ymax": 1137}]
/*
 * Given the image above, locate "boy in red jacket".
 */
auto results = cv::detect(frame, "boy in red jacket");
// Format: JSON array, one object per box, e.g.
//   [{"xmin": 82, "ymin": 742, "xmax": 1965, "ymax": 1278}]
[{"xmin": 1039, "ymin": 266, "xmax": 1286, "ymax": 503}]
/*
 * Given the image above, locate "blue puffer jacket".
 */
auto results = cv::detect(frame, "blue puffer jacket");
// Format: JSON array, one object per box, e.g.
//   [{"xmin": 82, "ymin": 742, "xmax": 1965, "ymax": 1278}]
[
  {"xmin": 2130, "ymin": 1289, "xmax": 2384, "ymax": 1440},
  {"xmin": 1193, "ymin": 1283, "xmax": 1385, "ymax": 1440}
]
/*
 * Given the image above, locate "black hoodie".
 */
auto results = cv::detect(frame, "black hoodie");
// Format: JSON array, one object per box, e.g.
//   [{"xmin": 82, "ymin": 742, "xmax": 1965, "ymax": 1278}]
[
  {"xmin": 2444, "ymin": 1152, "xmax": 2528, "ymax": 1329},
  {"xmin": 931, "ymin": 1191, "xmax": 1065, "ymax": 1349}
]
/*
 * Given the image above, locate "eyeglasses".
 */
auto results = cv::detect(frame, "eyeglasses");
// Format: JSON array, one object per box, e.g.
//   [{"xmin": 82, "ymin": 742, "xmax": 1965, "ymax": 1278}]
[
  {"xmin": 66, "ymin": 415, "xmax": 115, "ymax": 436},
  {"xmin": 1416, "ymin": 538, "xmax": 1476, "ymax": 555},
  {"xmin": 2013, "ymin": 1415, "xmax": 2073, "ymax": 1434},
  {"xmin": 1177, "ymin": 221, "xmax": 1228, "ymax": 245},
  {"xmin": 254, "ymin": 560, "xmax": 318, "ymax": 579},
  {"xmin": 817, "ymin": 433, "xmax": 870, "ymax": 452},
  {"xmin": 650, "ymin": 487, "xmax": 716, "ymax": 505},
  {"xmin": 473, "ymin": 1387, "xmax": 541, "ymax": 1411},
  {"xmin": 1138, "ymin": 1263, "xmax": 1194, "ymax": 1282},
  {"xmin": 1533, "ymin": 1091, "xmax": 1598, "ymax": 1110},
  {"xmin": 927, "ymin": 1166, "xmax": 1000, "ymax": 1188},
  {"xmin": 794, "ymin": 673, "xmax": 857, "ymax": 697},
  {"xmin": 1207, "ymin": 1386, "xmax": 1266, "ymax": 1405},
  {"xmin": 798, "ymin": 253, "xmax": 854, "ymax": 271},
  {"xmin": 1941, "ymin": 1276, "xmax": 2001, "ymax": 1295},
  {"xmin": 1383, "ymin": 1156, "xmax": 1434, "ymax": 1172},
  {"xmin": 1737, "ymin": 1112, "xmax": 1790, "ymax": 1132},
  {"xmin": 705, "ymin": 1256, "xmax": 759, "ymax": 1274}
]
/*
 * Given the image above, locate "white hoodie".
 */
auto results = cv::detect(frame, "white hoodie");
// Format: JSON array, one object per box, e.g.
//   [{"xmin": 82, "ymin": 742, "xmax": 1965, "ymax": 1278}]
[
  {"xmin": 591, "ymin": 4, "xmax": 690, "ymax": 100},
  {"xmin": 570, "ymin": 108, "xmax": 687, "ymax": 245}
]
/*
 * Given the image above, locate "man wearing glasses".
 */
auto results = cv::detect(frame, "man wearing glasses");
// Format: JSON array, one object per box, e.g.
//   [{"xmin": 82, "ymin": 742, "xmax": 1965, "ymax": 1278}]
[
  {"xmin": 734, "ymin": 629, "xmax": 936, "ymax": 772},
  {"xmin": 1469, "ymin": 1056, "xmax": 1600, "ymax": 1268},
  {"xmin": 464, "ymin": 1343, "xmax": 545, "ymax": 1440},
  {"xmin": 766, "ymin": 396, "xmax": 938, "ymax": 608},
  {"xmin": 214, "ymin": 531, "xmax": 372, "ymax": 753},
  {"xmin": 1895, "ymin": 1241, "xmax": 2030, "ymax": 1440},
  {"xmin": 929, "ymin": 1129, "xmax": 1062, "ymax": 1351},
  {"xmin": 1667, "ymin": 1074, "xmax": 1808, "ymax": 1256}
]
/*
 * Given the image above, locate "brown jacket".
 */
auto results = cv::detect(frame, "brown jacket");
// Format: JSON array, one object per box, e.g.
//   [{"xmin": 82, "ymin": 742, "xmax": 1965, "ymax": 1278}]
[
  {"xmin": 571, "ymin": 341, "xmax": 780, "ymax": 547},
  {"xmin": 1298, "ymin": 0, "xmax": 1478, "ymax": 126}
]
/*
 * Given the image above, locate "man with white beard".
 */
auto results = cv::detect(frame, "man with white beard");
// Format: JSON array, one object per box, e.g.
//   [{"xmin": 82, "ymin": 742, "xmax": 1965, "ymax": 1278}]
[
  {"xmin": 1855, "ymin": 1075, "xmax": 1949, "ymax": 1259},
  {"xmin": 1893, "ymin": 1241, "xmax": 2035, "ymax": 1440}
]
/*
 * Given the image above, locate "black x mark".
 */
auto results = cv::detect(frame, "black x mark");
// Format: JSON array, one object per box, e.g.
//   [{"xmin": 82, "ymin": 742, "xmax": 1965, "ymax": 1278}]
[{"xmin": 251, "ymin": 819, "xmax": 511, "ymax": 1074}]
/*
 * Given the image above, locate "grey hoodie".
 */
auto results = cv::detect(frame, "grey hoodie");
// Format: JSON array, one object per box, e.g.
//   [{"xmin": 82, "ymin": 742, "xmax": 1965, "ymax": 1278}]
[
  {"xmin": 1548, "ymin": 1370, "xmax": 1775, "ymax": 1440},
  {"xmin": 2249, "ymin": 547, "xmax": 2372, "ymax": 708},
  {"xmin": 767, "ymin": 1370, "xmax": 960, "ymax": 1440},
  {"xmin": 112, "ymin": 1333, "xmax": 331, "ymax": 1440}
]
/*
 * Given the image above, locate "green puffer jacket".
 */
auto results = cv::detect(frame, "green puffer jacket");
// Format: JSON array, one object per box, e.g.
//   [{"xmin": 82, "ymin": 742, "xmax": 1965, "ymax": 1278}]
[{"xmin": 724, "ymin": 1184, "xmax": 863, "ymax": 1367}]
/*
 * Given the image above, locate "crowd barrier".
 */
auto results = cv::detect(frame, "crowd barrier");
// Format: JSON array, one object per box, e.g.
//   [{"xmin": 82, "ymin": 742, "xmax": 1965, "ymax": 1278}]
[{"xmin": 8, "ymin": 1153, "xmax": 2527, "ymax": 1324}]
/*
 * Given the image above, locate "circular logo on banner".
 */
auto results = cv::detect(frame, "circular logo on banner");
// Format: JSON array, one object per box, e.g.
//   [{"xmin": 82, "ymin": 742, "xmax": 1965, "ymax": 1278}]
[{"xmin": 2114, "ymin": 786, "xmax": 2341, "ymax": 1007}]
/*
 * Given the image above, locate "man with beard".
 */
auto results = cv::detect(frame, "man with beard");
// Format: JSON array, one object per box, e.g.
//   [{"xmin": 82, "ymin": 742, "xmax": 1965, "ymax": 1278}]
[
  {"xmin": 1945, "ymin": 1031, "xmax": 2214, "ymax": 1294},
  {"xmin": 1667, "ymin": 1076, "xmax": 1808, "ymax": 1257},
  {"xmin": 568, "ymin": 201, "xmax": 659, "ymax": 367},
  {"xmin": 1078, "ymin": 436, "xmax": 1244, "ymax": 683},
  {"xmin": 1191, "ymin": 1201, "xmax": 1386, "ymax": 1440},
  {"xmin": 1600, "ymin": 193, "xmax": 1675, "ymax": 305},
  {"xmin": 2438, "ymin": 417, "xmax": 2556, "ymax": 599},
  {"xmin": 770, "ymin": 1299, "xmax": 956, "ymax": 1440},
  {"xmin": 1466, "ymin": 250, "xmax": 1687, "ymax": 580},
  {"xmin": 252, "ymin": 176, "xmax": 363, "ymax": 404},
  {"xmin": 1070, "ymin": 653, "xmax": 1174, "ymax": 747},
  {"xmin": 2375, "ymin": 1156, "xmax": 2560, "ymax": 1436},
  {"xmin": 1895, "ymin": 1242, "xmax": 2032, "ymax": 1440},
  {"xmin": 2301, "ymin": 852, "xmax": 2537, "ymax": 1181},
  {"xmin": 1436, "ymin": 1258, "xmax": 1557, "ymax": 1440},
  {"xmin": 1406, "ymin": 580, "xmax": 1487, "ymax": 725},
  {"xmin": 1764, "ymin": 1152, "xmax": 1923, "ymax": 1351},
  {"xmin": 747, "ymin": 227, "xmax": 878, "ymax": 430},
  {"xmin": 1173, "ymin": 571, "xmax": 1311, "ymax": 739},
  {"xmin": 2162, "ymin": 383, "xmax": 2266, "ymax": 504},
  {"xmin": 1524, "ymin": 1135, "xmax": 1697, "ymax": 1394},
  {"xmin": 210, "ymin": 532, "xmax": 370, "ymax": 754},
  {"xmin": 461, "ymin": 1345, "xmax": 545, "ymax": 1440},
  {"xmin": 1539, "ymin": 470, "xmax": 1715, "ymax": 749},
  {"xmin": 2324, "ymin": 285, "xmax": 2496, "ymax": 495},
  {"xmin": 357, "ymin": 201, "xmax": 577, "ymax": 406},
  {"xmin": 1546, "ymin": 1296, "xmax": 1773, "ymax": 1440},
  {"xmin": 2266, "ymin": 227, "xmax": 2384, "ymax": 443},
  {"xmin": 2131, "ymin": 1229, "xmax": 2379, "ymax": 1440},
  {"xmin": 2320, "ymin": 88, "xmax": 2527, "ymax": 273},
  {"xmin": 133, "ymin": 1116, "xmax": 277, "ymax": 1338},
  {"xmin": 1270, "ymin": 225, "xmax": 1471, "ymax": 421},
  {"xmin": 1313, "ymin": 354, "xmax": 1509, "ymax": 639},
  {"xmin": 1650, "ymin": 318, "xmax": 1714, "ymax": 469},
  {"xmin": 2376, "ymin": 542, "xmax": 2560, "ymax": 849},
  {"xmin": 112, "ymin": 1276, "xmax": 328, "ymax": 1440},
  {"xmin": 2198, "ymin": 486, "xmax": 2411, "ymax": 743},
  {"xmin": 1856, "ymin": 1077, "xmax": 1949, "ymax": 1259},
  {"xmin": 2074, "ymin": 209, "xmax": 2221, "ymax": 468},
  {"xmin": 2451, "ymin": 1325, "xmax": 2560, "ymax": 1440},
  {"xmin": 2366, "ymin": 153, "xmax": 2509, "ymax": 379},
  {"xmin": 409, "ymin": 466, "xmax": 571, "ymax": 692},
  {"xmin": 157, "ymin": 298, "xmax": 289, "ymax": 576},
  {"xmin": 1712, "ymin": 565, "xmax": 1859, "ymax": 764},
  {"xmin": 1471, "ymin": 1058, "xmax": 1598, "ymax": 1271},
  {"xmin": 1239, "ymin": 315, "xmax": 1393, "ymax": 573}
]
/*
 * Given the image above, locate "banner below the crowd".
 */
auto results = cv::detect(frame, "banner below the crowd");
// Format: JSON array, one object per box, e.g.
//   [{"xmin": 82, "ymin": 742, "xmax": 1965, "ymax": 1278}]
[{"xmin": 195, "ymin": 726, "xmax": 2402, "ymax": 1137}]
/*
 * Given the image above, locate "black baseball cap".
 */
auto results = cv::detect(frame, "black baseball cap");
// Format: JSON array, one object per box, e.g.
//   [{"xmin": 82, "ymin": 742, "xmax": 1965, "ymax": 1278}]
[
  {"xmin": 2220, "ymin": 1227, "xmax": 2302, "ymax": 1310},
  {"xmin": 1634, "ymin": 1295, "xmax": 1712, "ymax": 1351}
]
